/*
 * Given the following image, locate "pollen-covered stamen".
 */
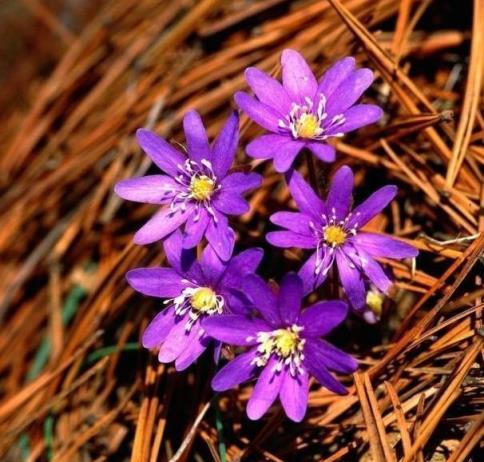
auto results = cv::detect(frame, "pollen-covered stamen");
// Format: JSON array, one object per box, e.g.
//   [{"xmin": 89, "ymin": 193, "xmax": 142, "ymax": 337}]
[
  {"xmin": 366, "ymin": 289, "xmax": 384, "ymax": 317},
  {"xmin": 278, "ymin": 93, "xmax": 346, "ymax": 141},
  {"xmin": 250, "ymin": 325, "xmax": 306, "ymax": 376},
  {"xmin": 169, "ymin": 158, "xmax": 221, "ymax": 220},
  {"xmin": 165, "ymin": 286, "xmax": 224, "ymax": 332}
]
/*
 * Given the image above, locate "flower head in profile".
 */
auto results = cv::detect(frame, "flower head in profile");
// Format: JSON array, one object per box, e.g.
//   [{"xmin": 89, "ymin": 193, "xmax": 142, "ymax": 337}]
[
  {"xmin": 127, "ymin": 231, "xmax": 263, "ymax": 371},
  {"xmin": 115, "ymin": 110, "xmax": 261, "ymax": 260},
  {"xmin": 235, "ymin": 49, "xmax": 383, "ymax": 172},
  {"xmin": 266, "ymin": 166, "xmax": 418, "ymax": 312},
  {"xmin": 203, "ymin": 273, "xmax": 357, "ymax": 422}
]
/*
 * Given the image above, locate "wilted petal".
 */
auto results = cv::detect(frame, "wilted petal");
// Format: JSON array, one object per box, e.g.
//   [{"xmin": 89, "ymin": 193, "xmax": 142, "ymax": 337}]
[
  {"xmin": 299, "ymin": 300, "xmax": 348, "ymax": 337},
  {"xmin": 247, "ymin": 359, "xmax": 284, "ymax": 420},
  {"xmin": 245, "ymin": 67, "xmax": 292, "ymax": 114},
  {"xmin": 212, "ymin": 111, "xmax": 239, "ymax": 177},
  {"xmin": 114, "ymin": 175, "xmax": 180, "ymax": 204},
  {"xmin": 351, "ymin": 233, "xmax": 418, "ymax": 259},
  {"xmin": 235, "ymin": 91, "xmax": 282, "ymax": 132},
  {"xmin": 133, "ymin": 205, "xmax": 192, "ymax": 245},
  {"xmin": 325, "ymin": 166, "xmax": 354, "ymax": 221},
  {"xmin": 136, "ymin": 129, "xmax": 185, "ymax": 177},
  {"xmin": 347, "ymin": 185, "xmax": 397, "ymax": 229},
  {"xmin": 212, "ymin": 348, "xmax": 258, "ymax": 391},
  {"xmin": 281, "ymin": 49, "xmax": 318, "ymax": 103},
  {"xmin": 183, "ymin": 110, "xmax": 211, "ymax": 163},
  {"xmin": 279, "ymin": 370, "xmax": 309, "ymax": 422}
]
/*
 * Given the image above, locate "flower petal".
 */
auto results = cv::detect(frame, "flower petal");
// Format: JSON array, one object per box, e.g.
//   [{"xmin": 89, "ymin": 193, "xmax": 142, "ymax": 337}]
[
  {"xmin": 325, "ymin": 165, "xmax": 354, "ymax": 221},
  {"xmin": 221, "ymin": 172, "xmax": 262, "ymax": 193},
  {"xmin": 183, "ymin": 110, "xmax": 211, "ymax": 163},
  {"xmin": 281, "ymin": 49, "xmax": 318, "ymax": 103},
  {"xmin": 213, "ymin": 191, "xmax": 249, "ymax": 215},
  {"xmin": 126, "ymin": 267, "xmax": 190, "ymax": 298},
  {"xmin": 304, "ymin": 359, "xmax": 348, "ymax": 395},
  {"xmin": 200, "ymin": 243, "xmax": 227, "ymax": 285},
  {"xmin": 136, "ymin": 129, "xmax": 185, "ymax": 177},
  {"xmin": 346, "ymin": 246, "xmax": 392, "ymax": 294},
  {"xmin": 286, "ymin": 169, "xmax": 325, "ymax": 220},
  {"xmin": 163, "ymin": 230, "xmax": 197, "ymax": 276},
  {"xmin": 273, "ymin": 139, "xmax": 306, "ymax": 172},
  {"xmin": 347, "ymin": 185, "xmax": 397, "ymax": 229},
  {"xmin": 245, "ymin": 67, "xmax": 292, "ymax": 114},
  {"xmin": 299, "ymin": 300, "xmax": 348, "ymax": 337},
  {"xmin": 305, "ymin": 142, "xmax": 336, "ymax": 163},
  {"xmin": 212, "ymin": 348, "xmax": 259, "ymax": 391},
  {"xmin": 247, "ymin": 360, "xmax": 284, "ymax": 420},
  {"xmin": 243, "ymin": 274, "xmax": 279, "ymax": 325},
  {"xmin": 277, "ymin": 273, "xmax": 303, "ymax": 325},
  {"xmin": 266, "ymin": 231, "xmax": 316, "ymax": 249},
  {"xmin": 270, "ymin": 211, "xmax": 314, "ymax": 235},
  {"xmin": 305, "ymin": 338, "xmax": 358, "ymax": 374},
  {"xmin": 317, "ymin": 56, "xmax": 356, "ymax": 99},
  {"xmin": 279, "ymin": 370, "xmax": 309, "ymax": 422},
  {"xmin": 212, "ymin": 111, "xmax": 238, "ymax": 177},
  {"xmin": 235, "ymin": 91, "xmax": 281, "ymax": 132},
  {"xmin": 351, "ymin": 233, "xmax": 418, "ymax": 259},
  {"xmin": 205, "ymin": 211, "xmax": 235, "ymax": 261},
  {"xmin": 175, "ymin": 331, "xmax": 211, "ymax": 371},
  {"xmin": 298, "ymin": 250, "xmax": 333, "ymax": 295},
  {"xmin": 182, "ymin": 210, "xmax": 209, "ymax": 249},
  {"xmin": 246, "ymin": 134, "xmax": 288, "ymax": 160},
  {"xmin": 325, "ymin": 68, "xmax": 374, "ymax": 117},
  {"xmin": 336, "ymin": 249, "xmax": 365, "ymax": 309},
  {"xmin": 133, "ymin": 205, "xmax": 192, "ymax": 245},
  {"xmin": 114, "ymin": 175, "xmax": 180, "ymax": 204},
  {"xmin": 142, "ymin": 306, "xmax": 178, "ymax": 348},
  {"xmin": 157, "ymin": 319, "xmax": 192, "ymax": 363},
  {"xmin": 330, "ymin": 104, "xmax": 382, "ymax": 135},
  {"xmin": 202, "ymin": 314, "xmax": 271, "ymax": 346},
  {"xmin": 220, "ymin": 247, "xmax": 264, "ymax": 289}
]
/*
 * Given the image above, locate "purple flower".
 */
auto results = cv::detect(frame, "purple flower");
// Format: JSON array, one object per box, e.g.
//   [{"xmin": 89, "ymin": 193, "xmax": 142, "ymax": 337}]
[
  {"xmin": 266, "ymin": 166, "xmax": 418, "ymax": 311},
  {"xmin": 235, "ymin": 50, "xmax": 383, "ymax": 172},
  {"xmin": 115, "ymin": 110, "xmax": 261, "ymax": 260},
  {"xmin": 203, "ymin": 273, "xmax": 357, "ymax": 422},
  {"xmin": 126, "ymin": 231, "xmax": 263, "ymax": 371}
]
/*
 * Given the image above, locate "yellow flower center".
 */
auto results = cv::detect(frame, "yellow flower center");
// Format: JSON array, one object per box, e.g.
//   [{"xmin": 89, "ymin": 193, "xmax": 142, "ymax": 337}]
[
  {"xmin": 295, "ymin": 113, "xmax": 320, "ymax": 139},
  {"xmin": 366, "ymin": 290, "xmax": 384, "ymax": 316},
  {"xmin": 272, "ymin": 328, "xmax": 300, "ymax": 357},
  {"xmin": 190, "ymin": 175, "xmax": 215, "ymax": 201},
  {"xmin": 190, "ymin": 287, "xmax": 217, "ymax": 312},
  {"xmin": 324, "ymin": 225, "xmax": 347, "ymax": 246}
]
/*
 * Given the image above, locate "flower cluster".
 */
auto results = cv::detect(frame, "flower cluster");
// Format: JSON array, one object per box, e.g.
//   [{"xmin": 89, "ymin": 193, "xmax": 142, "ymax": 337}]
[{"xmin": 115, "ymin": 49, "xmax": 418, "ymax": 422}]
